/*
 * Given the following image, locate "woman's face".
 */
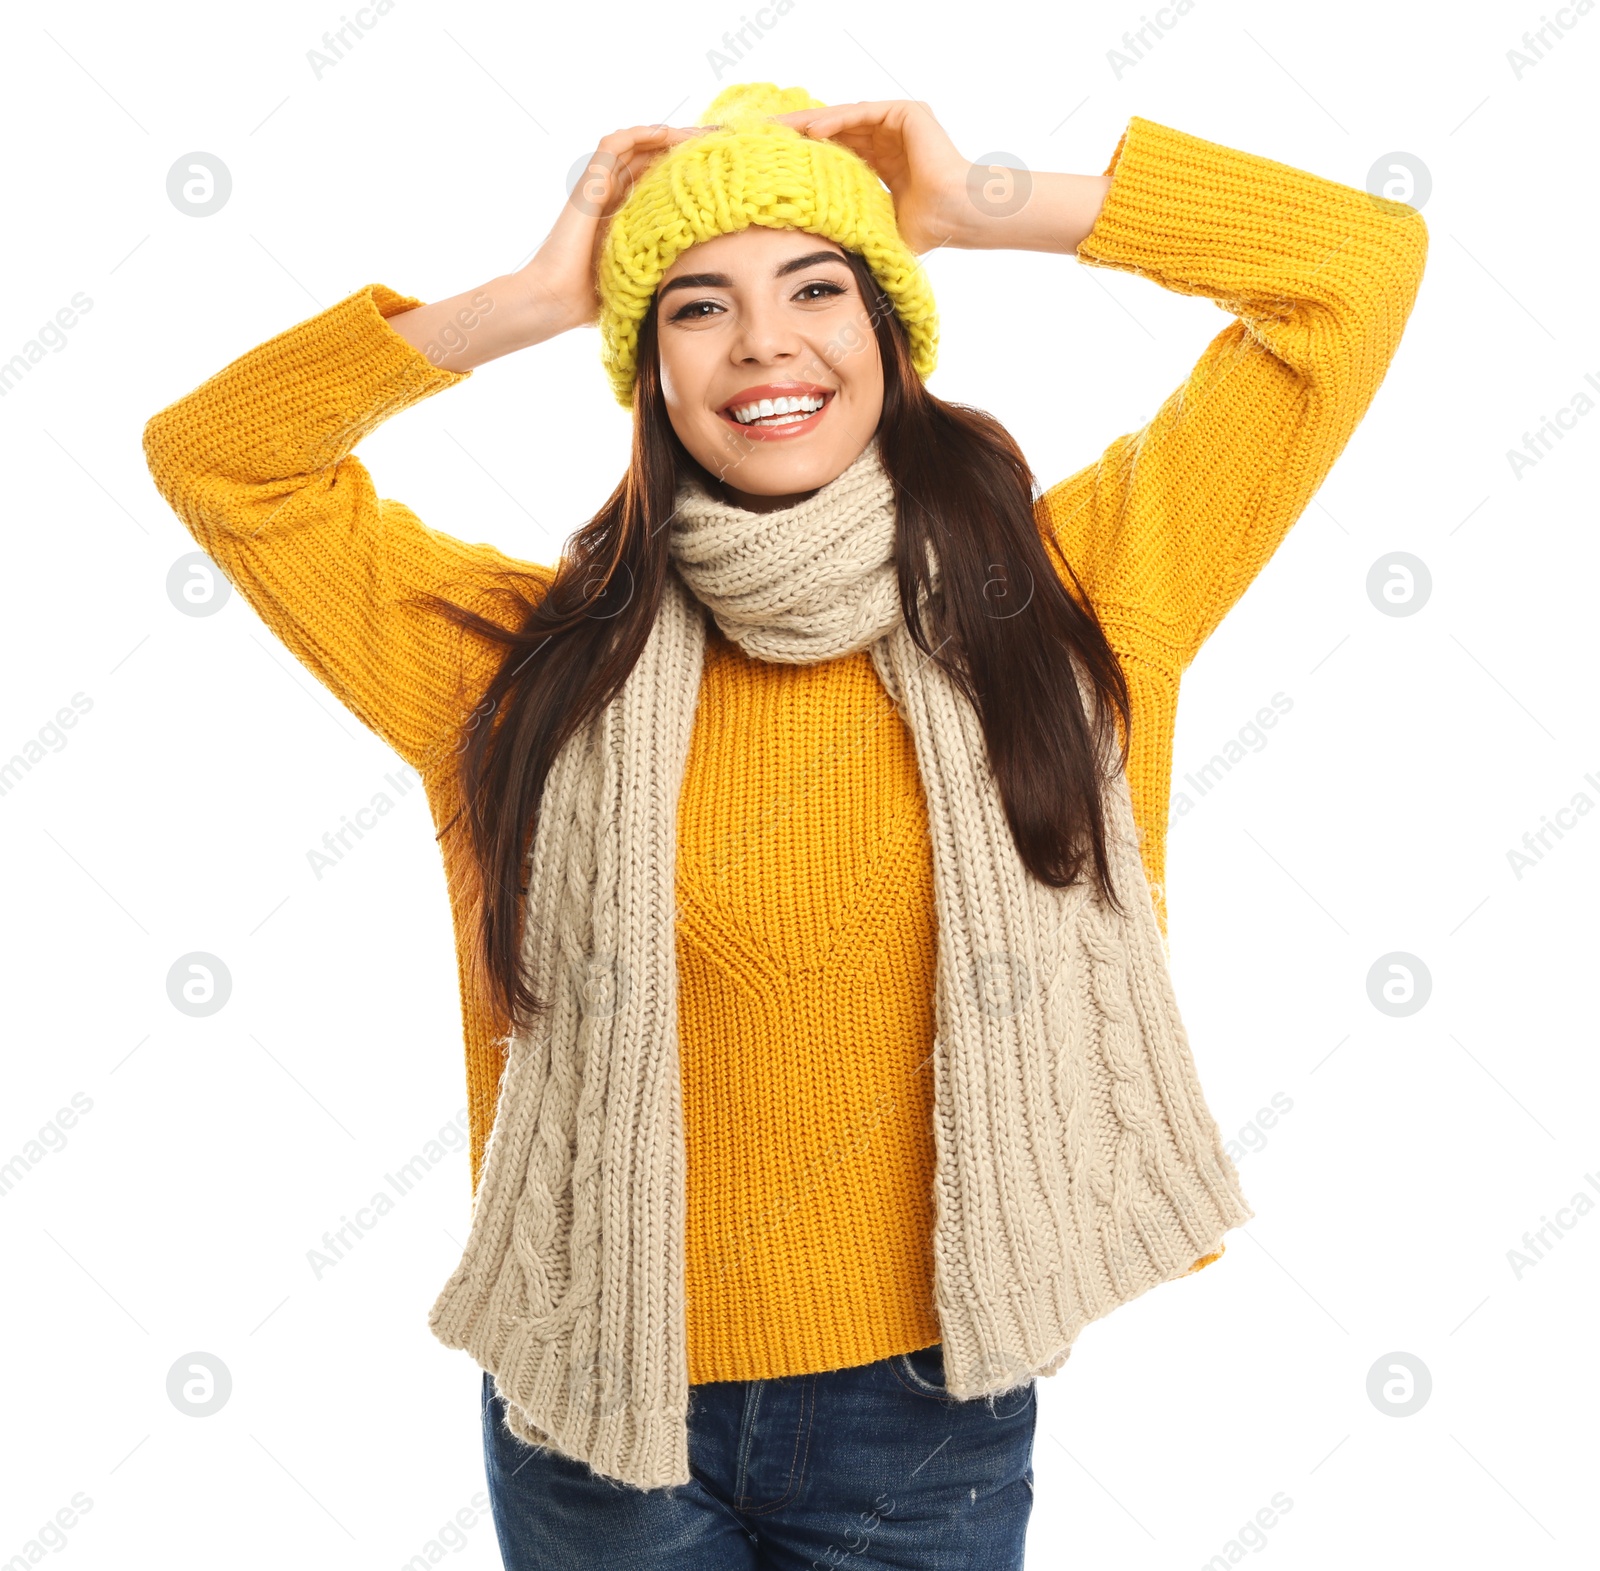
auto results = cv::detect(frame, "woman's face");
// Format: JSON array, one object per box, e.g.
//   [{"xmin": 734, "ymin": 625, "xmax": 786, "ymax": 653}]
[{"xmin": 653, "ymin": 226, "xmax": 885, "ymax": 512}]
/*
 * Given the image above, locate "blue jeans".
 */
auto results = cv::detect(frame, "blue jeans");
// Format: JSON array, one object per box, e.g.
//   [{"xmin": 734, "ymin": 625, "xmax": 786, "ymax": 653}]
[{"xmin": 481, "ymin": 1342, "xmax": 1037, "ymax": 1569}]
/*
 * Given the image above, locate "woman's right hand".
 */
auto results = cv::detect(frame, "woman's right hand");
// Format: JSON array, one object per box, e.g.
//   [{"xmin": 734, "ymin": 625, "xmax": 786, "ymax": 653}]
[
  {"xmin": 388, "ymin": 123, "xmax": 707, "ymax": 373},
  {"xmin": 519, "ymin": 124, "xmax": 711, "ymax": 339}
]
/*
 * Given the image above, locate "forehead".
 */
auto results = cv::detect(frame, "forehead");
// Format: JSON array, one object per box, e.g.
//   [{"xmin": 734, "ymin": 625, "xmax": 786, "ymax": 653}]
[{"xmin": 659, "ymin": 225, "xmax": 849, "ymax": 283}]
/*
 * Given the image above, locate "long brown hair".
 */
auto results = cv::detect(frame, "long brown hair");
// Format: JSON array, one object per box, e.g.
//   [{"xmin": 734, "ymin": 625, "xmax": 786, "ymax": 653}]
[{"xmin": 419, "ymin": 249, "xmax": 1132, "ymax": 1035}]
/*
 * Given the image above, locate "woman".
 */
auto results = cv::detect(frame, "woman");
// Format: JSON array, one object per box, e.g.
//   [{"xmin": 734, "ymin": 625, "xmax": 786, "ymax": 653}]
[{"xmin": 144, "ymin": 83, "xmax": 1427, "ymax": 1570}]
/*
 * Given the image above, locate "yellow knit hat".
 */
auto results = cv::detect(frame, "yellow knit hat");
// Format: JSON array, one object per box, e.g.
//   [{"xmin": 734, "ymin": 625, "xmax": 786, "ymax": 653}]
[{"xmin": 595, "ymin": 82, "xmax": 939, "ymax": 408}]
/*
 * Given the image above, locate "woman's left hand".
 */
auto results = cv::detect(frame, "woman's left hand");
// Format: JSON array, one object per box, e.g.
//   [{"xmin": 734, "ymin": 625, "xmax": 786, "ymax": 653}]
[{"xmin": 769, "ymin": 100, "xmax": 976, "ymax": 254}]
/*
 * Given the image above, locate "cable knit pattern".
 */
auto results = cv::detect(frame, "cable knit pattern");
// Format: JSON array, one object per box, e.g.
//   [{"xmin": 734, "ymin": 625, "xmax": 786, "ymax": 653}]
[
  {"xmin": 430, "ymin": 591, "xmax": 706, "ymax": 1482},
  {"xmin": 426, "ymin": 433, "xmax": 1254, "ymax": 1486},
  {"xmin": 140, "ymin": 114, "xmax": 1428, "ymax": 1487}
]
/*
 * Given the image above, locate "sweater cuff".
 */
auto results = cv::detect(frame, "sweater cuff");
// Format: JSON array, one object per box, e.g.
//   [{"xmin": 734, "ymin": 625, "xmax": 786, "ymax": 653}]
[
  {"xmin": 286, "ymin": 282, "xmax": 470, "ymax": 476},
  {"xmin": 147, "ymin": 282, "xmax": 469, "ymax": 485},
  {"xmin": 1075, "ymin": 114, "xmax": 1424, "ymax": 302}
]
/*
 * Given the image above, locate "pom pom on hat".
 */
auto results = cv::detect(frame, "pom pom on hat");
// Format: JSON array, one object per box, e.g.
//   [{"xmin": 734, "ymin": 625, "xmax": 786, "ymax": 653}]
[
  {"xmin": 696, "ymin": 81, "xmax": 827, "ymax": 128},
  {"xmin": 594, "ymin": 82, "xmax": 938, "ymax": 409}
]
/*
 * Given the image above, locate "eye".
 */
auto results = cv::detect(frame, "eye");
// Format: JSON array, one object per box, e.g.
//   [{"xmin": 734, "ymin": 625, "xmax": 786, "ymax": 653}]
[
  {"xmin": 668, "ymin": 298, "xmax": 725, "ymax": 322},
  {"xmin": 794, "ymin": 280, "xmax": 846, "ymax": 302}
]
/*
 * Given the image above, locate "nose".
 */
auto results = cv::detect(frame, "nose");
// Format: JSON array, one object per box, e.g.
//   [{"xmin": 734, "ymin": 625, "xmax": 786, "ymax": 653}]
[{"xmin": 727, "ymin": 294, "xmax": 805, "ymax": 369}]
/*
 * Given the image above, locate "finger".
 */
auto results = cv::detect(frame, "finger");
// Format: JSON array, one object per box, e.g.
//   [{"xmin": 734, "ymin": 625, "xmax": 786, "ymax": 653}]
[
  {"xmin": 772, "ymin": 100, "xmax": 906, "ymax": 139},
  {"xmin": 806, "ymin": 127, "xmax": 881, "ymax": 159},
  {"xmin": 580, "ymin": 124, "xmax": 703, "ymax": 191},
  {"xmin": 609, "ymin": 131, "xmax": 704, "ymax": 194},
  {"xmin": 595, "ymin": 122, "xmax": 703, "ymax": 151},
  {"xmin": 567, "ymin": 125, "xmax": 710, "ymax": 220}
]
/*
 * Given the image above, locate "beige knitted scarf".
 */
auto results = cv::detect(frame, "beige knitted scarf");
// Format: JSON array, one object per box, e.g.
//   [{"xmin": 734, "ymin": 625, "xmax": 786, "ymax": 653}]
[{"xmin": 429, "ymin": 434, "xmax": 1253, "ymax": 1489}]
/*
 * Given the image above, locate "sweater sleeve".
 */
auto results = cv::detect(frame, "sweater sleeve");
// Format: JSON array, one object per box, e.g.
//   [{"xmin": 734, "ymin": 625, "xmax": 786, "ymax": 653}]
[
  {"xmin": 142, "ymin": 282, "xmax": 554, "ymax": 774},
  {"xmin": 1037, "ymin": 115, "xmax": 1428, "ymax": 672}
]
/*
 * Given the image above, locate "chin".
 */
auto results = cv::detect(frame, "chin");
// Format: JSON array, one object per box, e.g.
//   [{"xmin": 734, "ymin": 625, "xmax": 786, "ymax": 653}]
[
  {"xmin": 736, "ymin": 449, "xmax": 851, "ymax": 493},
  {"xmin": 695, "ymin": 430, "xmax": 869, "ymax": 499}
]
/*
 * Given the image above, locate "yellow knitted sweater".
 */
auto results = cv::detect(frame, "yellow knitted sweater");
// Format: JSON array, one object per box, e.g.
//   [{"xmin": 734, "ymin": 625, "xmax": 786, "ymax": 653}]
[{"xmin": 143, "ymin": 116, "xmax": 1426, "ymax": 1386}]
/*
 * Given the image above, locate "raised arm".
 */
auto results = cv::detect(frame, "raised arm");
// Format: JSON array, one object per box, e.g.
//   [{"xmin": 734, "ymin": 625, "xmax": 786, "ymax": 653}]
[
  {"xmin": 1035, "ymin": 114, "xmax": 1429, "ymax": 670},
  {"xmin": 142, "ymin": 280, "xmax": 554, "ymax": 774},
  {"xmin": 773, "ymin": 103, "xmax": 1425, "ymax": 671},
  {"xmin": 790, "ymin": 104, "xmax": 1427, "ymax": 930},
  {"xmin": 142, "ymin": 123, "xmax": 706, "ymax": 775}
]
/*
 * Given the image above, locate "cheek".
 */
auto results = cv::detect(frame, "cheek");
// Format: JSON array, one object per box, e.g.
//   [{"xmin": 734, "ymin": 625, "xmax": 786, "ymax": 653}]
[
  {"xmin": 834, "ymin": 321, "xmax": 884, "ymax": 408},
  {"xmin": 658, "ymin": 341, "xmax": 716, "ymax": 423},
  {"xmin": 657, "ymin": 347, "xmax": 684, "ymax": 409},
  {"xmin": 657, "ymin": 360, "xmax": 700, "ymax": 452},
  {"xmin": 655, "ymin": 345, "xmax": 727, "ymax": 464}
]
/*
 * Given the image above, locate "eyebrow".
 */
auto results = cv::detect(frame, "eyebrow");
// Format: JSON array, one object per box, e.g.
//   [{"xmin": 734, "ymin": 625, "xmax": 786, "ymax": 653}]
[{"xmin": 658, "ymin": 250, "xmax": 851, "ymax": 300}]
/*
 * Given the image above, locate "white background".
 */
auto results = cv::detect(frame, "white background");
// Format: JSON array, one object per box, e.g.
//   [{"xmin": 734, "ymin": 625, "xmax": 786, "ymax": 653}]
[{"xmin": 2, "ymin": 0, "xmax": 1596, "ymax": 1566}]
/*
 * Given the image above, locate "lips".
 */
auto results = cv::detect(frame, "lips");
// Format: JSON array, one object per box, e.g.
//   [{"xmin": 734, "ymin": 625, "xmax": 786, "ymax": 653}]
[{"xmin": 716, "ymin": 381, "xmax": 835, "ymax": 442}]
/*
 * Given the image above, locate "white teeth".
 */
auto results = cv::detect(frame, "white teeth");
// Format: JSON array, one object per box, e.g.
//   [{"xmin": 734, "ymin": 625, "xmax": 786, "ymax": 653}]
[{"xmin": 729, "ymin": 393, "xmax": 827, "ymax": 425}]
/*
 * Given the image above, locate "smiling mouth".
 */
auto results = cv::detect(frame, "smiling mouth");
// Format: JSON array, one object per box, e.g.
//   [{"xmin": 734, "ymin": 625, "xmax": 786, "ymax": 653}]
[{"xmin": 717, "ymin": 385, "xmax": 836, "ymax": 439}]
